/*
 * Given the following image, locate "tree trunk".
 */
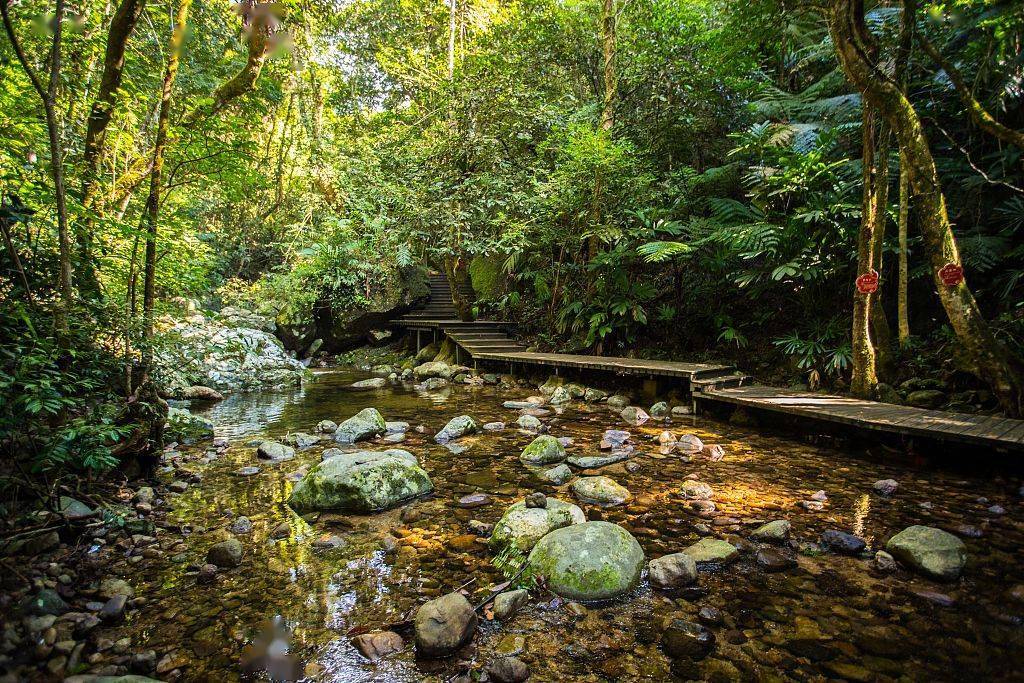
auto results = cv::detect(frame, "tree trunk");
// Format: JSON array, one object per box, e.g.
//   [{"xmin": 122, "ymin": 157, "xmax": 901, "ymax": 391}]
[
  {"xmin": 828, "ymin": 0, "xmax": 1024, "ymax": 416},
  {"xmin": 600, "ymin": 0, "xmax": 616, "ymax": 132},
  {"xmin": 1, "ymin": 0, "xmax": 74, "ymax": 334},
  {"xmin": 443, "ymin": 256, "xmax": 473, "ymax": 321},
  {"xmin": 141, "ymin": 0, "xmax": 192, "ymax": 377},
  {"xmin": 897, "ymin": 150, "xmax": 911, "ymax": 345},
  {"xmin": 851, "ymin": 104, "xmax": 878, "ymax": 398},
  {"xmin": 79, "ymin": 0, "xmax": 148, "ymax": 299},
  {"xmin": 869, "ymin": 124, "xmax": 896, "ymax": 381}
]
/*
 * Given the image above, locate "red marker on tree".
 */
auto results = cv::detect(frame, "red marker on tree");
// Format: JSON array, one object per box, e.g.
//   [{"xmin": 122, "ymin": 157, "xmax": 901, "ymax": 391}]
[
  {"xmin": 856, "ymin": 269, "xmax": 879, "ymax": 294},
  {"xmin": 938, "ymin": 263, "xmax": 964, "ymax": 287}
]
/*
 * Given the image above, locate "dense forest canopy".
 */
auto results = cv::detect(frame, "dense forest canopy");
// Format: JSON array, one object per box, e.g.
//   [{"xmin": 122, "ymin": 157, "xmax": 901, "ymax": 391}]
[{"xmin": 2, "ymin": 0, "xmax": 1024, "ymax": 472}]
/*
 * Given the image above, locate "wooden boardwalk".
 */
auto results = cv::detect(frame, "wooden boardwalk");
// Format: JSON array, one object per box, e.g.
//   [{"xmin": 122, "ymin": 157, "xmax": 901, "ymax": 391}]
[
  {"xmin": 471, "ymin": 350, "xmax": 735, "ymax": 380},
  {"xmin": 698, "ymin": 384, "xmax": 1024, "ymax": 451}
]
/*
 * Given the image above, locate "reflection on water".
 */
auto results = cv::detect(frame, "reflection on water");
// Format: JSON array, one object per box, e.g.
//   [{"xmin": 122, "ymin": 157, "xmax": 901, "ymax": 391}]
[{"xmin": 105, "ymin": 368, "xmax": 1024, "ymax": 682}]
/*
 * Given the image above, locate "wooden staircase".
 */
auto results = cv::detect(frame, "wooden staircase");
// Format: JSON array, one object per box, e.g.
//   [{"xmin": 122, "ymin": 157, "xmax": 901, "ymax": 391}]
[
  {"xmin": 447, "ymin": 328, "xmax": 528, "ymax": 356},
  {"xmin": 397, "ymin": 273, "xmax": 466, "ymax": 322},
  {"xmin": 689, "ymin": 366, "xmax": 754, "ymax": 392}
]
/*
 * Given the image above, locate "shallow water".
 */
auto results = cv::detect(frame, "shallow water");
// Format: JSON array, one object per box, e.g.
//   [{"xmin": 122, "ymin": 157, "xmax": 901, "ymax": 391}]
[{"xmin": 110, "ymin": 368, "xmax": 1024, "ymax": 681}]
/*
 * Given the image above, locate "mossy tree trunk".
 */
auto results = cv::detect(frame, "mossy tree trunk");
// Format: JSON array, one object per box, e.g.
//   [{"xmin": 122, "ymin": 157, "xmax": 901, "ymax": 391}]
[
  {"xmin": 869, "ymin": 124, "xmax": 896, "ymax": 382},
  {"xmin": 851, "ymin": 104, "xmax": 878, "ymax": 398},
  {"xmin": 829, "ymin": 0, "xmax": 1024, "ymax": 416}
]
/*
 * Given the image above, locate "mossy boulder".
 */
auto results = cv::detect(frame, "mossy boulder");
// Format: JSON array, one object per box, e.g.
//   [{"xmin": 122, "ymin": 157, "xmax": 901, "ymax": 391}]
[
  {"xmin": 414, "ymin": 361, "xmax": 453, "ymax": 379},
  {"xmin": 519, "ymin": 435, "xmax": 566, "ymax": 465},
  {"xmin": 526, "ymin": 521, "xmax": 644, "ymax": 601},
  {"xmin": 435, "ymin": 415, "xmax": 478, "ymax": 443},
  {"xmin": 288, "ymin": 449, "xmax": 433, "ymax": 512},
  {"xmin": 885, "ymin": 525, "xmax": 967, "ymax": 581},
  {"xmin": 571, "ymin": 476, "xmax": 631, "ymax": 506},
  {"xmin": 489, "ymin": 498, "xmax": 585, "ymax": 552},
  {"xmin": 334, "ymin": 408, "xmax": 387, "ymax": 444}
]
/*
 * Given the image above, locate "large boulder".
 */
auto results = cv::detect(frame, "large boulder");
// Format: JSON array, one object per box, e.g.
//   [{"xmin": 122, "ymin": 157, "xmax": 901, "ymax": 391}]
[
  {"xmin": 414, "ymin": 592, "xmax": 477, "ymax": 658},
  {"xmin": 526, "ymin": 521, "xmax": 644, "ymax": 601},
  {"xmin": 334, "ymin": 408, "xmax": 387, "ymax": 444},
  {"xmin": 519, "ymin": 435, "xmax": 566, "ymax": 465},
  {"xmin": 165, "ymin": 407, "xmax": 214, "ymax": 444},
  {"xmin": 885, "ymin": 525, "xmax": 967, "ymax": 581},
  {"xmin": 435, "ymin": 415, "xmax": 478, "ymax": 443},
  {"xmin": 154, "ymin": 310, "xmax": 306, "ymax": 393},
  {"xmin": 287, "ymin": 449, "xmax": 433, "ymax": 512},
  {"xmin": 414, "ymin": 361, "xmax": 453, "ymax": 379},
  {"xmin": 489, "ymin": 498, "xmax": 585, "ymax": 552}
]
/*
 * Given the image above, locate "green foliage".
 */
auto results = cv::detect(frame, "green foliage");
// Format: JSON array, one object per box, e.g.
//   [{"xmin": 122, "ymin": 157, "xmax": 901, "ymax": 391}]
[{"xmin": 492, "ymin": 542, "xmax": 538, "ymax": 592}]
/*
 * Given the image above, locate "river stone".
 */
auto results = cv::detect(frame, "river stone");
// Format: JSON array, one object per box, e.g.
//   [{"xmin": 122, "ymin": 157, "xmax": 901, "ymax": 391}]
[
  {"xmin": 566, "ymin": 453, "xmax": 629, "ymax": 469},
  {"xmin": 165, "ymin": 406, "xmax": 215, "ymax": 444},
  {"xmin": 681, "ymin": 480, "xmax": 713, "ymax": 500},
  {"xmin": 483, "ymin": 421, "xmax": 506, "ymax": 431},
  {"xmin": 351, "ymin": 630, "xmax": 404, "ymax": 661},
  {"xmin": 413, "ymin": 361, "xmax": 452, "ymax": 379},
  {"xmin": 648, "ymin": 552, "xmax": 698, "ymax": 589},
  {"xmin": 489, "ymin": 498, "xmax": 586, "ymax": 552},
  {"xmin": 207, "ymin": 538, "xmax": 243, "ymax": 568},
  {"xmin": 486, "ymin": 656, "xmax": 529, "ymax": 683},
  {"xmin": 284, "ymin": 432, "xmax": 319, "ymax": 449},
  {"xmin": 334, "ymin": 408, "xmax": 387, "ymax": 444},
  {"xmin": 601, "ymin": 429, "xmax": 631, "ymax": 448},
  {"xmin": 607, "ymin": 395, "xmax": 630, "ymax": 408},
  {"xmin": 58, "ymin": 496, "xmax": 93, "ymax": 520},
  {"xmin": 492, "ymin": 589, "xmax": 529, "ymax": 621},
  {"xmin": 21, "ymin": 589, "xmax": 68, "ymax": 616},
  {"xmin": 352, "ymin": 377, "xmax": 387, "ymax": 389},
  {"xmin": 662, "ymin": 619, "xmax": 716, "ymax": 660},
  {"xmin": 584, "ymin": 388, "xmax": 608, "ymax": 402},
  {"xmin": 571, "ymin": 476, "xmax": 631, "ymax": 506},
  {"xmin": 549, "ymin": 386, "xmax": 573, "ymax": 405},
  {"xmin": 316, "ymin": 420, "xmax": 338, "ymax": 433},
  {"xmin": 385, "ymin": 421, "xmax": 410, "ymax": 434},
  {"xmin": 287, "ymin": 449, "xmax": 433, "ymax": 512},
  {"xmin": 756, "ymin": 548, "xmax": 797, "ymax": 572},
  {"xmin": 750, "ymin": 520, "xmax": 791, "ymax": 543},
  {"xmin": 885, "ymin": 525, "xmax": 967, "ymax": 581},
  {"xmin": 540, "ymin": 464, "xmax": 573, "ymax": 485},
  {"xmin": 682, "ymin": 538, "xmax": 739, "ymax": 568},
  {"xmin": 504, "ymin": 400, "xmax": 541, "ymax": 410},
  {"xmin": 873, "ymin": 479, "xmax": 899, "ymax": 496},
  {"xmin": 906, "ymin": 389, "xmax": 945, "ymax": 409},
  {"xmin": 620, "ymin": 406, "xmax": 650, "ymax": 426},
  {"xmin": 520, "ymin": 435, "xmax": 566, "ymax": 465},
  {"xmin": 435, "ymin": 415, "xmax": 478, "ymax": 442},
  {"xmin": 676, "ymin": 434, "xmax": 703, "ymax": 454},
  {"xmin": 650, "ymin": 401, "xmax": 669, "ymax": 417},
  {"xmin": 527, "ymin": 521, "xmax": 643, "ymax": 601},
  {"xmin": 413, "ymin": 592, "xmax": 477, "ymax": 658},
  {"xmin": 516, "ymin": 414, "xmax": 542, "ymax": 432},
  {"xmin": 821, "ymin": 530, "xmax": 866, "ymax": 555},
  {"xmin": 229, "ymin": 516, "xmax": 253, "ymax": 534},
  {"xmin": 256, "ymin": 440, "xmax": 295, "ymax": 461}
]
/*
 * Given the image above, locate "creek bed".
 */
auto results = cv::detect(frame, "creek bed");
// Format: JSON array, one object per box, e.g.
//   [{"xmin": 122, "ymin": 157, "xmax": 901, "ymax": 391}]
[{"xmin": 101, "ymin": 368, "xmax": 1024, "ymax": 681}]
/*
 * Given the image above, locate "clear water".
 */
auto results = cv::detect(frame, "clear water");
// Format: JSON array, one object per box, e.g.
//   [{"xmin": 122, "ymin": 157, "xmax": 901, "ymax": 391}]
[{"xmin": 103, "ymin": 368, "xmax": 1024, "ymax": 681}]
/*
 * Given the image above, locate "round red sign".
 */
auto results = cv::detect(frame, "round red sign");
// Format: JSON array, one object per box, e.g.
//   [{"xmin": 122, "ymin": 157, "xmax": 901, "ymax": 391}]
[
  {"xmin": 938, "ymin": 263, "xmax": 964, "ymax": 287},
  {"xmin": 856, "ymin": 269, "xmax": 879, "ymax": 294}
]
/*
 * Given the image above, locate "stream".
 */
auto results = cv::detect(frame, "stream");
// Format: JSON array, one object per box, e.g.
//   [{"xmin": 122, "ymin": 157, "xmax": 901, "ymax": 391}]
[{"xmin": 98, "ymin": 368, "xmax": 1024, "ymax": 681}]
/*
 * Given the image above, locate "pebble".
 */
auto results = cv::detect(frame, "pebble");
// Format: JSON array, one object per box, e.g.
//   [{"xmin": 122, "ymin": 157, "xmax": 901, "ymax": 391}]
[
  {"xmin": 525, "ymin": 492, "xmax": 547, "ymax": 508},
  {"xmin": 820, "ymin": 530, "xmax": 866, "ymax": 555},
  {"xmin": 457, "ymin": 493, "xmax": 492, "ymax": 509},
  {"xmin": 873, "ymin": 479, "xmax": 899, "ymax": 496},
  {"xmin": 486, "ymin": 656, "xmax": 530, "ymax": 683}
]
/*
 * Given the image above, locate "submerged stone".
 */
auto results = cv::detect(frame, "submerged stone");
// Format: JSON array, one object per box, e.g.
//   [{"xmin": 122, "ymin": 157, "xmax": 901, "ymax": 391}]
[
  {"xmin": 526, "ymin": 521, "xmax": 644, "ymax": 601},
  {"xmin": 571, "ymin": 476, "xmax": 631, "ymax": 506},
  {"xmin": 620, "ymin": 406, "xmax": 650, "ymax": 426},
  {"xmin": 885, "ymin": 525, "xmax": 967, "ymax": 581},
  {"xmin": 287, "ymin": 449, "xmax": 433, "ymax": 512},
  {"xmin": 682, "ymin": 538, "xmax": 739, "ymax": 568},
  {"xmin": 662, "ymin": 619, "xmax": 716, "ymax": 660},
  {"xmin": 540, "ymin": 464, "xmax": 573, "ymax": 485},
  {"xmin": 489, "ymin": 498, "xmax": 585, "ymax": 552},
  {"xmin": 750, "ymin": 520, "xmax": 791, "ymax": 543},
  {"xmin": 566, "ymin": 453, "xmax": 629, "ymax": 469},
  {"xmin": 256, "ymin": 440, "xmax": 295, "ymax": 461}
]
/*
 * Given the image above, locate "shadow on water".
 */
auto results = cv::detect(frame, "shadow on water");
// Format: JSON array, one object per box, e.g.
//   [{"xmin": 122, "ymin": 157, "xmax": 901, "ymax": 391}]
[{"xmin": 108, "ymin": 368, "xmax": 1024, "ymax": 682}]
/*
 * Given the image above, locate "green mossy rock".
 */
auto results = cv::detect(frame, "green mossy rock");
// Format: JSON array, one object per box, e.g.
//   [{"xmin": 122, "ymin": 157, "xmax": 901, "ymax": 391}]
[
  {"xmin": 288, "ymin": 449, "xmax": 433, "ymax": 512},
  {"xmin": 334, "ymin": 408, "xmax": 387, "ymax": 444},
  {"xmin": 519, "ymin": 435, "xmax": 566, "ymax": 465},
  {"xmin": 885, "ymin": 525, "xmax": 966, "ymax": 581},
  {"xmin": 165, "ymin": 406, "xmax": 214, "ymax": 444},
  {"xmin": 489, "ymin": 498, "xmax": 585, "ymax": 552},
  {"xmin": 526, "ymin": 521, "xmax": 644, "ymax": 601}
]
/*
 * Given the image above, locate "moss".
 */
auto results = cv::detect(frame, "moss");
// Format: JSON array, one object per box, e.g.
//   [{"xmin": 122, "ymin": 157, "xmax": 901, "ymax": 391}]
[
  {"xmin": 519, "ymin": 435, "xmax": 565, "ymax": 465},
  {"xmin": 288, "ymin": 453, "xmax": 433, "ymax": 512},
  {"xmin": 468, "ymin": 255, "xmax": 506, "ymax": 300}
]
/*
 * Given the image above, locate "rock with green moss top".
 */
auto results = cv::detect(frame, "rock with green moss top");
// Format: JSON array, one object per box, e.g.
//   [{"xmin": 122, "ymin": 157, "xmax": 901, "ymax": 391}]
[
  {"xmin": 526, "ymin": 521, "xmax": 644, "ymax": 601},
  {"xmin": 885, "ymin": 525, "xmax": 966, "ymax": 581},
  {"xmin": 571, "ymin": 476, "xmax": 631, "ymax": 506},
  {"xmin": 413, "ymin": 361, "xmax": 453, "ymax": 379},
  {"xmin": 519, "ymin": 435, "xmax": 566, "ymax": 465},
  {"xmin": 435, "ymin": 415, "xmax": 478, "ymax": 443},
  {"xmin": 549, "ymin": 386, "xmax": 573, "ymax": 405},
  {"xmin": 682, "ymin": 538, "xmax": 739, "ymax": 568},
  {"xmin": 288, "ymin": 449, "xmax": 433, "ymax": 512},
  {"xmin": 489, "ymin": 498, "xmax": 585, "ymax": 552},
  {"xmin": 584, "ymin": 388, "xmax": 608, "ymax": 402},
  {"xmin": 165, "ymin": 406, "xmax": 214, "ymax": 444},
  {"xmin": 334, "ymin": 408, "xmax": 387, "ymax": 444}
]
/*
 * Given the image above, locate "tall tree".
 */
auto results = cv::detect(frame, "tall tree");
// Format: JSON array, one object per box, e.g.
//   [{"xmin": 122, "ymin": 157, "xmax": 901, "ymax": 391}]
[
  {"xmin": 828, "ymin": 0, "xmax": 1024, "ymax": 415},
  {"xmin": 2, "ymin": 0, "xmax": 74, "ymax": 333},
  {"xmin": 851, "ymin": 104, "xmax": 879, "ymax": 398}
]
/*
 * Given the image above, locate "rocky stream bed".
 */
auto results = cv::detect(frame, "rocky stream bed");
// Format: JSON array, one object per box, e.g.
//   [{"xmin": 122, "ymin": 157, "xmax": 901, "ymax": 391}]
[{"xmin": 4, "ymin": 366, "xmax": 1024, "ymax": 682}]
